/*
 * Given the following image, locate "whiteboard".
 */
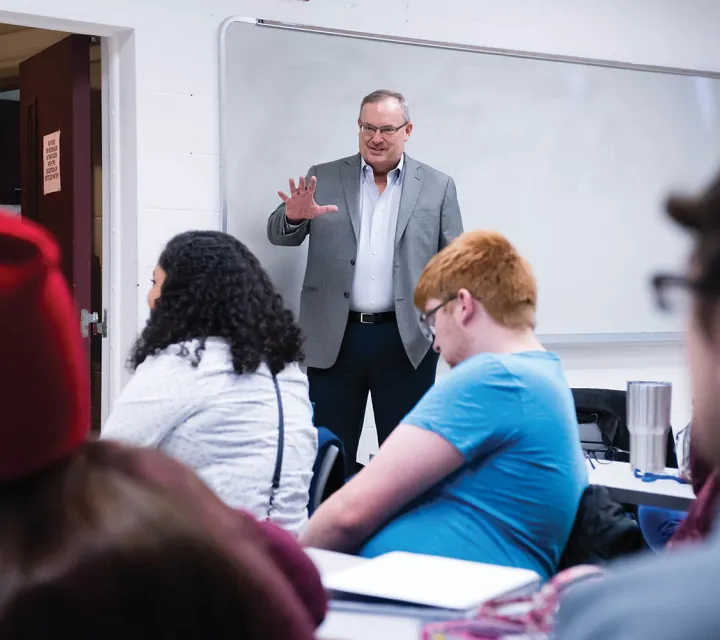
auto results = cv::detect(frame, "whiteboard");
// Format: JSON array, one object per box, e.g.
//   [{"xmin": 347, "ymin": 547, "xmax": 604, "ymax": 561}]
[{"xmin": 219, "ymin": 19, "xmax": 720, "ymax": 344}]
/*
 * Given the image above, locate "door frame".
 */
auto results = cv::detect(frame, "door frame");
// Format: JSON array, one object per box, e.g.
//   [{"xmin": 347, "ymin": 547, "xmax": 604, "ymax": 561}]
[{"xmin": 0, "ymin": 10, "xmax": 138, "ymax": 424}]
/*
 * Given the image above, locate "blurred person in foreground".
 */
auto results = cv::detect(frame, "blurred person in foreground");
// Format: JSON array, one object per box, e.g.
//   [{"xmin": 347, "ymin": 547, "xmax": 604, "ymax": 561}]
[
  {"xmin": 555, "ymin": 171, "xmax": 720, "ymax": 640},
  {"xmin": 0, "ymin": 212, "xmax": 325, "ymax": 639}
]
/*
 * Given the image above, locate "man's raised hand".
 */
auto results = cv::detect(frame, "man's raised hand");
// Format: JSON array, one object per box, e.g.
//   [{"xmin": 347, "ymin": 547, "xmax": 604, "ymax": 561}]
[{"xmin": 278, "ymin": 176, "xmax": 339, "ymax": 222}]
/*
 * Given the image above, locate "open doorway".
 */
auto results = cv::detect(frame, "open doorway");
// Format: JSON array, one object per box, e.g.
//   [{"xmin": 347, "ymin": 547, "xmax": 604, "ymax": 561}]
[{"xmin": 0, "ymin": 24, "xmax": 104, "ymax": 432}]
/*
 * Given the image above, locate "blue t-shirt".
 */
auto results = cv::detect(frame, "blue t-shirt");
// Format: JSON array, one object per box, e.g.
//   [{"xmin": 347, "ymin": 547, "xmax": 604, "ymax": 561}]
[{"xmin": 359, "ymin": 351, "xmax": 588, "ymax": 580}]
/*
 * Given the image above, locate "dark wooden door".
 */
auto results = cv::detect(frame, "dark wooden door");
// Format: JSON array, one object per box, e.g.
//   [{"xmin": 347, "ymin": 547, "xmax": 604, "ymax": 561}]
[
  {"xmin": 19, "ymin": 35, "xmax": 92, "ymax": 356},
  {"xmin": 0, "ymin": 99, "xmax": 20, "ymax": 206}
]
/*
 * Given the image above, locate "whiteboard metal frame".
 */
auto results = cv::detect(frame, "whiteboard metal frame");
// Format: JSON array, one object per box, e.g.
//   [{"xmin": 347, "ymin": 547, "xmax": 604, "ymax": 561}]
[
  {"xmin": 219, "ymin": 16, "xmax": 259, "ymax": 235},
  {"xmin": 218, "ymin": 16, "xmax": 693, "ymax": 347},
  {"xmin": 538, "ymin": 332, "xmax": 684, "ymax": 348},
  {"xmin": 226, "ymin": 18, "xmax": 720, "ymax": 80}
]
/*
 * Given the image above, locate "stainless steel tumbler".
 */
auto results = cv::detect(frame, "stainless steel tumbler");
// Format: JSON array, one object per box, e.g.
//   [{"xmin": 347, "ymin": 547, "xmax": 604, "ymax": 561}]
[{"xmin": 627, "ymin": 381, "xmax": 672, "ymax": 474}]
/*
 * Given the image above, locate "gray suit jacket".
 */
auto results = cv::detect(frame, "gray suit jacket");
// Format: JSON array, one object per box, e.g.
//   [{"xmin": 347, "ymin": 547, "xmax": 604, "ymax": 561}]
[{"xmin": 267, "ymin": 153, "xmax": 463, "ymax": 370}]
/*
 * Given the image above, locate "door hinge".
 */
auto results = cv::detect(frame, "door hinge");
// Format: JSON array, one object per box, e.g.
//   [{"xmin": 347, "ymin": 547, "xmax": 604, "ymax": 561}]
[{"xmin": 80, "ymin": 309, "xmax": 108, "ymax": 338}]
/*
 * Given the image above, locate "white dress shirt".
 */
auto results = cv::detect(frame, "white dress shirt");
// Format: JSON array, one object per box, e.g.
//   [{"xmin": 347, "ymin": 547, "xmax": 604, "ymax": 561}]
[
  {"xmin": 101, "ymin": 338, "xmax": 318, "ymax": 535},
  {"xmin": 350, "ymin": 154, "xmax": 404, "ymax": 313}
]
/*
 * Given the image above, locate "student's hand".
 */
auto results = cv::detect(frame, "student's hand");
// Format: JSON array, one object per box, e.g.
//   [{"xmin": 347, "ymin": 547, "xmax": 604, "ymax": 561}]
[{"xmin": 278, "ymin": 176, "xmax": 338, "ymax": 222}]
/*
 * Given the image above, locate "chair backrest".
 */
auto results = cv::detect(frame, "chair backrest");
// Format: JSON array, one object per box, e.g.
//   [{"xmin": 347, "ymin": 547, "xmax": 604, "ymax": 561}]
[
  {"xmin": 308, "ymin": 427, "xmax": 346, "ymax": 515},
  {"xmin": 572, "ymin": 388, "xmax": 678, "ymax": 468},
  {"xmin": 311, "ymin": 444, "xmax": 339, "ymax": 513}
]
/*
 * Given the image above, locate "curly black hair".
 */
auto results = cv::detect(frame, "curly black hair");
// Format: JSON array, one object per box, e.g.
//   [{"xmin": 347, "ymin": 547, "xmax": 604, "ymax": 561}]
[{"xmin": 129, "ymin": 231, "xmax": 303, "ymax": 376}]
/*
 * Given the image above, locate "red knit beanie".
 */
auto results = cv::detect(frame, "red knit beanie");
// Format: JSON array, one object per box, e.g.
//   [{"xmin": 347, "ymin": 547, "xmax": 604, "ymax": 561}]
[{"xmin": 0, "ymin": 211, "xmax": 89, "ymax": 482}]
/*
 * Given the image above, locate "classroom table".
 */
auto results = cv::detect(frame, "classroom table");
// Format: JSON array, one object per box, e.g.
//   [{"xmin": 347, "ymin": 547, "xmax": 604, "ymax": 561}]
[
  {"xmin": 307, "ymin": 548, "xmax": 423, "ymax": 640},
  {"xmin": 586, "ymin": 459, "xmax": 696, "ymax": 511}
]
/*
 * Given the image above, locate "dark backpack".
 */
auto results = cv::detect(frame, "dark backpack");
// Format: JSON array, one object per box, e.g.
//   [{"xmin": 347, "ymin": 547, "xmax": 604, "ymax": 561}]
[{"xmin": 558, "ymin": 485, "xmax": 643, "ymax": 571}]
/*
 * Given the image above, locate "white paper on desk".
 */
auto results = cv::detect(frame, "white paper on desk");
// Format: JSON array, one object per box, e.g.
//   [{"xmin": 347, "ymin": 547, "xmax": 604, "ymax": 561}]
[{"xmin": 323, "ymin": 551, "xmax": 540, "ymax": 611}]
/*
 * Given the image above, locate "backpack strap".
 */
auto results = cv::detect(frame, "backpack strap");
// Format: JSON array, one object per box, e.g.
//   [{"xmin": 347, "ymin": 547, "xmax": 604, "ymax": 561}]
[{"xmin": 267, "ymin": 374, "xmax": 285, "ymax": 520}]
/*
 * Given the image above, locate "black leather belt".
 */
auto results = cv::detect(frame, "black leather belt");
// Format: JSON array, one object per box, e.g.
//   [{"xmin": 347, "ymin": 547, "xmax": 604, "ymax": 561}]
[{"xmin": 348, "ymin": 311, "xmax": 396, "ymax": 324}]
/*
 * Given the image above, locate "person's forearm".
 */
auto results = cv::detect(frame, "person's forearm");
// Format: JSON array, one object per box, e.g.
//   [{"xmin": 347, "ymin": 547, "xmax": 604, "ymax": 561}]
[
  {"xmin": 267, "ymin": 204, "xmax": 308, "ymax": 247},
  {"xmin": 299, "ymin": 501, "xmax": 368, "ymax": 553}
]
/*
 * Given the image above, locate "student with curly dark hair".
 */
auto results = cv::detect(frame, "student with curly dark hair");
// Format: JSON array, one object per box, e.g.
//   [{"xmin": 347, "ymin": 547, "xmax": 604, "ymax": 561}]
[{"xmin": 102, "ymin": 231, "xmax": 317, "ymax": 534}]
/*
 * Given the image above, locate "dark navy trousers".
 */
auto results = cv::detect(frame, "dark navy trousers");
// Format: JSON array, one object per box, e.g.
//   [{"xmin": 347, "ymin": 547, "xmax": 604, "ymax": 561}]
[{"xmin": 308, "ymin": 319, "xmax": 438, "ymax": 474}]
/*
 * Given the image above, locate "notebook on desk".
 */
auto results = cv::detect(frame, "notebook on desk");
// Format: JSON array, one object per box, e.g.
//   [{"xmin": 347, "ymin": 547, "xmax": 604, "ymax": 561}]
[{"xmin": 323, "ymin": 551, "xmax": 540, "ymax": 613}]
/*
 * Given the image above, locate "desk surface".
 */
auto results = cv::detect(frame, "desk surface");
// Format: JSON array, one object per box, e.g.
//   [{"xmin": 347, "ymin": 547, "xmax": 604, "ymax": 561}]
[
  {"xmin": 586, "ymin": 459, "xmax": 696, "ymax": 510},
  {"xmin": 316, "ymin": 609, "xmax": 422, "ymax": 640}
]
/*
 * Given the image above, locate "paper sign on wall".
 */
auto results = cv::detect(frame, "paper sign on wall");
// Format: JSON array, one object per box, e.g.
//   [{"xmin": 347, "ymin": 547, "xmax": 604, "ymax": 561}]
[{"xmin": 43, "ymin": 131, "xmax": 61, "ymax": 195}]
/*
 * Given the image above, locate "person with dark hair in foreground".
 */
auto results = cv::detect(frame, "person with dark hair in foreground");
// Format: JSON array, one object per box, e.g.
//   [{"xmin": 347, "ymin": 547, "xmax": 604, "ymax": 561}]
[
  {"xmin": 0, "ymin": 213, "xmax": 325, "ymax": 638},
  {"xmin": 0, "ymin": 442, "xmax": 322, "ymax": 640},
  {"xmin": 555, "ymin": 171, "xmax": 720, "ymax": 639},
  {"xmin": 102, "ymin": 231, "xmax": 317, "ymax": 534}
]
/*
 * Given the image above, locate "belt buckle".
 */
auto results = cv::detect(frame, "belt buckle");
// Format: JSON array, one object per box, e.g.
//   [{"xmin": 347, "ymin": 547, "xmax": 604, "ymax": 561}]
[{"xmin": 359, "ymin": 312, "xmax": 373, "ymax": 324}]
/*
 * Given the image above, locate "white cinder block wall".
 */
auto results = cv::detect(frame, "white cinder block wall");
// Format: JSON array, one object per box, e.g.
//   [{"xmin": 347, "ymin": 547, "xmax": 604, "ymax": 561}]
[{"xmin": 1, "ymin": 0, "xmax": 718, "ymax": 448}]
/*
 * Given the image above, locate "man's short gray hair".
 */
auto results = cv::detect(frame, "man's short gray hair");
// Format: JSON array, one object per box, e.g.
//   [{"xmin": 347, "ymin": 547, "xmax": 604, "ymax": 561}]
[{"xmin": 360, "ymin": 90, "xmax": 411, "ymax": 122}]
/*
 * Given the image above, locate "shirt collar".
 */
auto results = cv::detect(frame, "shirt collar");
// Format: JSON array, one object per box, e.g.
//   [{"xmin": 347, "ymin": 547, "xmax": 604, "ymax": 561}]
[{"xmin": 361, "ymin": 153, "xmax": 405, "ymax": 179}]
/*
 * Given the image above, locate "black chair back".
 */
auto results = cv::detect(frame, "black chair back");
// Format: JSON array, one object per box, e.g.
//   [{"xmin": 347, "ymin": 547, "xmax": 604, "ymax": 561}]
[{"xmin": 572, "ymin": 388, "xmax": 678, "ymax": 468}]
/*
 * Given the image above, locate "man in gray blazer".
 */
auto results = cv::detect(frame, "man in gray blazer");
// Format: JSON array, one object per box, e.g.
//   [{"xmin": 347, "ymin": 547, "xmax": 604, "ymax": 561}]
[{"xmin": 267, "ymin": 89, "xmax": 463, "ymax": 470}]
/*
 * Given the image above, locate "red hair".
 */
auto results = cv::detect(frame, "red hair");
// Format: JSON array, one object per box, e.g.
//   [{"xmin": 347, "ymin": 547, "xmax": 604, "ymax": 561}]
[{"xmin": 414, "ymin": 230, "xmax": 537, "ymax": 330}]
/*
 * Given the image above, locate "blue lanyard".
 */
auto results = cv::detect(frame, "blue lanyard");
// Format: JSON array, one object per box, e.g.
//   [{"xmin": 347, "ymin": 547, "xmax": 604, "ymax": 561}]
[{"xmin": 633, "ymin": 468, "xmax": 690, "ymax": 485}]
